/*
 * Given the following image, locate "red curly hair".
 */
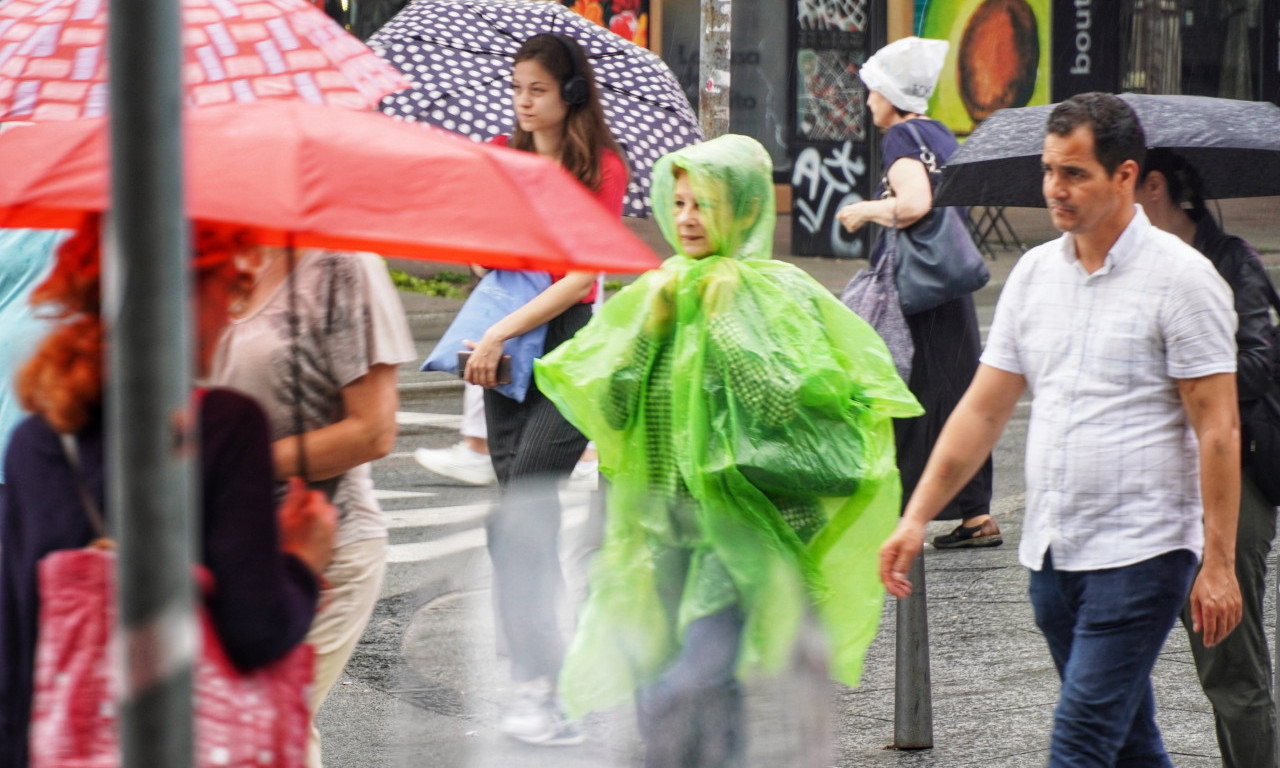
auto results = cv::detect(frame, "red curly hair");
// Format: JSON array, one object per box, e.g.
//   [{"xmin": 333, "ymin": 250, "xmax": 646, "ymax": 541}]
[{"xmin": 16, "ymin": 216, "xmax": 257, "ymax": 434}]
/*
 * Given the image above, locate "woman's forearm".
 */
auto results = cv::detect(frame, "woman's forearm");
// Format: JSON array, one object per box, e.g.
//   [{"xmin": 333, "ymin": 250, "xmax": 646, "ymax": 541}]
[
  {"xmin": 484, "ymin": 271, "xmax": 596, "ymax": 344},
  {"xmin": 272, "ymin": 365, "xmax": 399, "ymax": 481},
  {"xmin": 273, "ymin": 418, "xmax": 395, "ymax": 481}
]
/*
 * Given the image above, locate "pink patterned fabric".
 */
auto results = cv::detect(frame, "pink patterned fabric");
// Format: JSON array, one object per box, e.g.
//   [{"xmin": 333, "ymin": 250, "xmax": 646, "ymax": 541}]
[
  {"xmin": 30, "ymin": 548, "xmax": 313, "ymax": 768},
  {"xmin": 0, "ymin": 0, "xmax": 408, "ymax": 121}
]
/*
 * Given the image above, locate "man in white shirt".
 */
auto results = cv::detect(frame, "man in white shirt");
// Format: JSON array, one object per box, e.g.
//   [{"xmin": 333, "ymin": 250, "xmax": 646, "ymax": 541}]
[{"xmin": 878, "ymin": 92, "xmax": 1243, "ymax": 767}]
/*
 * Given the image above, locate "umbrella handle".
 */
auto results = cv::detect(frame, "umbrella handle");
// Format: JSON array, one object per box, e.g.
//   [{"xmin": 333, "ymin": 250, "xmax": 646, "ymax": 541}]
[{"xmin": 285, "ymin": 241, "xmax": 310, "ymax": 482}]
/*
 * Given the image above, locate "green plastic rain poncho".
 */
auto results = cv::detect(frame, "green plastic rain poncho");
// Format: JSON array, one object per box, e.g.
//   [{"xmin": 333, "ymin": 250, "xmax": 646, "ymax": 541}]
[{"xmin": 535, "ymin": 135, "xmax": 922, "ymax": 716}]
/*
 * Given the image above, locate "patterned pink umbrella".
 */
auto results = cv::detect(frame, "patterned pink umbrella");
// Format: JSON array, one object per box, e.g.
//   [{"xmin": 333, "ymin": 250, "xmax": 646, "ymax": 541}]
[{"xmin": 0, "ymin": 0, "xmax": 409, "ymax": 121}]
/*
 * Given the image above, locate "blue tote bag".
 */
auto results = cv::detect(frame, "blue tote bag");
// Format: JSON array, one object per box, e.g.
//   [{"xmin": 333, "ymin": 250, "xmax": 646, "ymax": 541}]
[{"xmin": 422, "ymin": 269, "xmax": 552, "ymax": 402}]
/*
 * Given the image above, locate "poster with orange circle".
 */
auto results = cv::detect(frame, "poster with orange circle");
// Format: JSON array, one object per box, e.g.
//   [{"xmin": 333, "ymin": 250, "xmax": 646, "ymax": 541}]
[{"xmin": 919, "ymin": 0, "xmax": 1050, "ymax": 137}]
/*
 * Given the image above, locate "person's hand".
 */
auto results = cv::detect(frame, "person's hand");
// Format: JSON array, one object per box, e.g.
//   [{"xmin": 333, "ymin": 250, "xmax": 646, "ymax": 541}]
[
  {"xmin": 278, "ymin": 476, "xmax": 337, "ymax": 578},
  {"xmin": 1188, "ymin": 561, "xmax": 1242, "ymax": 647},
  {"xmin": 879, "ymin": 517, "xmax": 926, "ymax": 598},
  {"xmin": 462, "ymin": 333, "xmax": 506, "ymax": 388},
  {"xmin": 837, "ymin": 201, "xmax": 873, "ymax": 233},
  {"xmin": 643, "ymin": 281, "xmax": 676, "ymax": 337},
  {"xmin": 697, "ymin": 271, "xmax": 736, "ymax": 313}
]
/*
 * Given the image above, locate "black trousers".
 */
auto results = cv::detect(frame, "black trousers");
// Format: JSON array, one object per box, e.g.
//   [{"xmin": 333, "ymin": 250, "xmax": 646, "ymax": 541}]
[
  {"xmin": 1180, "ymin": 469, "xmax": 1278, "ymax": 768},
  {"xmin": 896, "ymin": 292, "xmax": 993, "ymax": 520},
  {"xmin": 484, "ymin": 304, "xmax": 591, "ymax": 682}
]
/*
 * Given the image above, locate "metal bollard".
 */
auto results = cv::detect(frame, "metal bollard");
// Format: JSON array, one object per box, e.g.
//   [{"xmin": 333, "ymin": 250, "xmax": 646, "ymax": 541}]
[{"xmin": 893, "ymin": 551, "xmax": 933, "ymax": 749}]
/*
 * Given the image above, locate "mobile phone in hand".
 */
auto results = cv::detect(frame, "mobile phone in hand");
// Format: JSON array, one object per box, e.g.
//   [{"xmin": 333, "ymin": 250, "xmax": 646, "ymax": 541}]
[{"xmin": 457, "ymin": 350, "xmax": 513, "ymax": 385}]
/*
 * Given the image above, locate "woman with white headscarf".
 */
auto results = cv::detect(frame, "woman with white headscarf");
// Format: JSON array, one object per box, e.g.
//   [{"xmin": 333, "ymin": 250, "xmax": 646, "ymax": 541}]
[{"xmin": 837, "ymin": 37, "xmax": 996, "ymax": 549}]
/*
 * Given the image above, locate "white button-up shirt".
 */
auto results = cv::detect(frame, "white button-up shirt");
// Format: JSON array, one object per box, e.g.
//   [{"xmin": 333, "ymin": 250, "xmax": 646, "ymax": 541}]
[{"xmin": 982, "ymin": 207, "xmax": 1236, "ymax": 572}]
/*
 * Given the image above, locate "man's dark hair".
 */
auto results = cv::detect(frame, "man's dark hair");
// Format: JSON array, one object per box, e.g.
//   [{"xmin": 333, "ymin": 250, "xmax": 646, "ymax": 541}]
[{"xmin": 1045, "ymin": 92, "xmax": 1146, "ymax": 176}]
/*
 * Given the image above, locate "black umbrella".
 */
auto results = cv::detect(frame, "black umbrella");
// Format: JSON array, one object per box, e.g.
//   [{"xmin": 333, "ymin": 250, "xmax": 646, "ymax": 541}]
[
  {"xmin": 935, "ymin": 94, "xmax": 1280, "ymax": 208},
  {"xmin": 368, "ymin": 0, "xmax": 702, "ymax": 217}
]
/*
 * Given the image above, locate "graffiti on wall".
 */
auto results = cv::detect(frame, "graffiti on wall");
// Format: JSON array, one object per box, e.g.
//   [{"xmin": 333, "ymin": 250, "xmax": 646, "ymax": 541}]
[
  {"xmin": 798, "ymin": 0, "xmax": 870, "ymax": 33},
  {"xmin": 563, "ymin": 0, "xmax": 650, "ymax": 48},
  {"xmin": 791, "ymin": 140, "xmax": 871, "ymax": 259},
  {"xmin": 795, "ymin": 49, "xmax": 867, "ymax": 142}
]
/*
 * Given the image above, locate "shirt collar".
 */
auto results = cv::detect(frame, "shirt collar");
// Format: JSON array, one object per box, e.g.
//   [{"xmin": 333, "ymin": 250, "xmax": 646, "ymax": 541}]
[{"xmin": 1058, "ymin": 205, "xmax": 1150, "ymax": 276}]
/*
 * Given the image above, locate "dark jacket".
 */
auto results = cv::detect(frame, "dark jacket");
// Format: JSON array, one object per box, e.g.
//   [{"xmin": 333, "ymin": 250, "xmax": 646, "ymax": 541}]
[
  {"xmin": 1191, "ymin": 208, "xmax": 1272, "ymax": 405},
  {"xmin": 0, "ymin": 389, "xmax": 320, "ymax": 768}
]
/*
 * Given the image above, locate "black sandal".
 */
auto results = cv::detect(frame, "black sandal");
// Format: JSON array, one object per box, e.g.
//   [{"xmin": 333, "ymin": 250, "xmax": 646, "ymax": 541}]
[{"xmin": 932, "ymin": 519, "xmax": 1003, "ymax": 549}]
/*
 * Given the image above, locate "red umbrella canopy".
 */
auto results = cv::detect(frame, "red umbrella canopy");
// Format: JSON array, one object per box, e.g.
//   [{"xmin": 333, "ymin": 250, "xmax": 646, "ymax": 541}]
[
  {"xmin": 0, "ymin": 0, "xmax": 408, "ymax": 120},
  {"xmin": 0, "ymin": 101, "xmax": 660, "ymax": 273}
]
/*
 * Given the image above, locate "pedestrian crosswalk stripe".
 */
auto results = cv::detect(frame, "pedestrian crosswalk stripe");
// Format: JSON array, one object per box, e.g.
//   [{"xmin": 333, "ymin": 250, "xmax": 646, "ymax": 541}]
[
  {"xmin": 386, "ymin": 495, "xmax": 592, "ymax": 564},
  {"xmin": 384, "ymin": 503, "xmax": 490, "ymax": 530},
  {"xmin": 374, "ymin": 489, "xmax": 437, "ymax": 500},
  {"xmin": 395, "ymin": 411, "xmax": 463, "ymax": 429}
]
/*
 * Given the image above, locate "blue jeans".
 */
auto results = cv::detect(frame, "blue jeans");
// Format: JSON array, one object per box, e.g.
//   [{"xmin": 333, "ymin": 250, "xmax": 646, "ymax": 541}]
[
  {"xmin": 1029, "ymin": 548, "xmax": 1196, "ymax": 768},
  {"xmin": 635, "ymin": 607, "xmax": 745, "ymax": 768}
]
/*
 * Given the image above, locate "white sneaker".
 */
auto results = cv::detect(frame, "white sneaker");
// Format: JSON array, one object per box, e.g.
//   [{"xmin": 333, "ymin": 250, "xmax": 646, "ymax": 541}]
[
  {"xmin": 499, "ymin": 678, "xmax": 584, "ymax": 747},
  {"xmin": 413, "ymin": 443, "xmax": 496, "ymax": 486},
  {"xmin": 566, "ymin": 459, "xmax": 598, "ymax": 491}
]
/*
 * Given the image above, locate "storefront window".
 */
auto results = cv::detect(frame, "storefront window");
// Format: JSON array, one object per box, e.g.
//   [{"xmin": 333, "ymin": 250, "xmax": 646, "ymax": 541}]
[{"xmin": 1122, "ymin": 0, "xmax": 1268, "ymax": 100}]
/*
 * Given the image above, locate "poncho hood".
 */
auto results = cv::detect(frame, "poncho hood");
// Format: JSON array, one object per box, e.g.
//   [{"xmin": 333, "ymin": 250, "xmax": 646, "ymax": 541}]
[{"xmin": 651, "ymin": 134, "xmax": 775, "ymax": 262}]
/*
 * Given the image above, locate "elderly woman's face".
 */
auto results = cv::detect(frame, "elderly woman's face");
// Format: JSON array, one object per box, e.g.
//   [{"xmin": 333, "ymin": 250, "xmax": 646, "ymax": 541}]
[
  {"xmin": 868, "ymin": 90, "xmax": 896, "ymax": 130},
  {"xmin": 673, "ymin": 173, "xmax": 712, "ymax": 259}
]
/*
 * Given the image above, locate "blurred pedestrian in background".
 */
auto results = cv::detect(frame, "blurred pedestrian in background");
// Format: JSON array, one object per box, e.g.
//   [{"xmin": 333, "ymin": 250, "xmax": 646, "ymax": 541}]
[
  {"xmin": 209, "ymin": 244, "xmax": 414, "ymax": 768},
  {"xmin": 458, "ymin": 33, "xmax": 627, "ymax": 746},
  {"xmin": 0, "ymin": 229, "xmax": 64, "ymax": 507},
  {"xmin": 537, "ymin": 134, "xmax": 920, "ymax": 767},
  {"xmin": 1137, "ymin": 148, "xmax": 1277, "ymax": 768},
  {"xmin": 414, "ymin": 379, "xmax": 599, "ymax": 489},
  {"xmin": 414, "ymin": 382, "xmax": 498, "ymax": 485},
  {"xmin": 880, "ymin": 92, "xmax": 1243, "ymax": 768},
  {"xmin": 0, "ymin": 219, "xmax": 336, "ymax": 768},
  {"xmin": 837, "ymin": 37, "xmax": 997, "ymax": 549}
]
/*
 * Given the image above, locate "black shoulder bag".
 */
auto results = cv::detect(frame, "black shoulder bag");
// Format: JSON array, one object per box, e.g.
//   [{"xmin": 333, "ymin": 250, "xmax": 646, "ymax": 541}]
[{"xmin": 889, "ymin": 121, "xmax": 990, "ymax": 315}]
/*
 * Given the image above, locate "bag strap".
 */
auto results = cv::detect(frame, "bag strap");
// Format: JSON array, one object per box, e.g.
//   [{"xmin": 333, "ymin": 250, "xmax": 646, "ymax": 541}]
[
  {"xmin": 880, "ymin": 120, "xmax": 937, "ymax": 233},
  {"xmin": 899, "ymin": 121, "xmax": 940, "ymax": 176},
  {"xmin": 58, "ymin": 434, "xmax": 114, "ymax": 550}
]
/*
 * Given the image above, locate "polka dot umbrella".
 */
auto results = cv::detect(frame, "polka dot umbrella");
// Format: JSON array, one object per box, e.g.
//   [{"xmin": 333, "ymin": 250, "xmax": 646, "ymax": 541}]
[{"xmin": 368, "ymin": 0, "xmax": 702, "ymax": 217}]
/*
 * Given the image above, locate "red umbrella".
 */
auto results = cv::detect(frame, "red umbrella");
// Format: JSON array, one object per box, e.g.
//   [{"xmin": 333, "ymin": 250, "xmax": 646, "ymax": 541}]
[
  {"xmin": 0, "ymin": 100, "xmax": 659, "ymax": 272},
  {"xmin": 0, "ymin": 0, "xmax": 408, "ymax": 120}
]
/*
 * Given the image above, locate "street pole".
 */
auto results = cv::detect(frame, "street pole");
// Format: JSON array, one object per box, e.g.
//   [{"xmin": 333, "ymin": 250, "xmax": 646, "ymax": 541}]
[
  {"xmin": 107, "ymin": 1, "xmax": 195, "ymax": 766},
  {"xmin": 699, "ymin": 0, "xmax": 731, "ymax": 139},
  {"xmin": 894, "ymin": 552, "xmax": 934, "ymax": 748}
]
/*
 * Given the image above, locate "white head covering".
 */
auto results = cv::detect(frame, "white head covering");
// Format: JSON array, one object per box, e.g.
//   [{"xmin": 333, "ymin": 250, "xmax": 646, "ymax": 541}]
[{"xmin": 858, "ymin": 36, "xmax": 949, "ymax": 115}]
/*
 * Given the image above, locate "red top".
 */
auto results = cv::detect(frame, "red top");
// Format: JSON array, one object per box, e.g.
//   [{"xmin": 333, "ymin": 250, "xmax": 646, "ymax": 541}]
[{"xmin": 489, "ymin": 134, "xmax": 627, "ymax": 304}]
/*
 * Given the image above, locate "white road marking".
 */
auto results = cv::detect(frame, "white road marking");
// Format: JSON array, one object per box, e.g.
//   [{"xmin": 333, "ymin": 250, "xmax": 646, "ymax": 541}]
[
  {"xmin": 386, "ymin": 493, "xmax": 592, "ymax": 564},
  {"xmin": 374, "ymin": 489, "xmax": 437, "ymax": 500},
  {"xmin": 384, "ymin": 503, "xmax": 490, "ymax": 530},
  {"xmin": 395, "ymin": 411, "xmax": 463, "ymax": 429}
]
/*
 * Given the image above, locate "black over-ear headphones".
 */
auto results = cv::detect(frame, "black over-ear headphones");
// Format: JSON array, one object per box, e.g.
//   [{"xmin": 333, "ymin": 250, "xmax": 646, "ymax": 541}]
[{"xmin": 545, "ymin": 33, "xmax": 591, "ymax": 107}]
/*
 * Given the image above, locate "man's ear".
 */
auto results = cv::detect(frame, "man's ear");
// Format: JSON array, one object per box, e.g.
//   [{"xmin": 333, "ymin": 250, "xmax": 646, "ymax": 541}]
[{"xmin": 1114, "ymin": 158, "xmax": 1141, "ymax": 194}]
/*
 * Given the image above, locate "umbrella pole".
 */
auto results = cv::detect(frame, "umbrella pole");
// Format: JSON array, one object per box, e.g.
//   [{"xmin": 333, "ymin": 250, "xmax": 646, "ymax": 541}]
[
  {"xmin": 285, "ymin": 242, "xmax": 310, "ymax": 481},
  {"xmin": 106, "ymin": 0, "xmax": 195, "ymax": 767}
]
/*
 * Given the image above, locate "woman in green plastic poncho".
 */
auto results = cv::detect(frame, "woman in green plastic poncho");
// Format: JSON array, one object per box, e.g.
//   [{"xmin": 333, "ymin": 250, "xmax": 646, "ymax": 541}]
[{"xmin": 535, "ymin": 134, "xmax": 921, "ymax": 764}]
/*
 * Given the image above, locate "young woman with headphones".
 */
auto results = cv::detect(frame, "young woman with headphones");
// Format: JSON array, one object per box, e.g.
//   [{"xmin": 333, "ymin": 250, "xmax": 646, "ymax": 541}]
[{"xmin": 461, "ymin": 32, "xmax": 628, "ymax": 746}]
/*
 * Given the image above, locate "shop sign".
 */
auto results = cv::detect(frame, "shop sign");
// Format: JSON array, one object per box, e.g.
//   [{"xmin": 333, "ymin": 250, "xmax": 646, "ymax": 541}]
[{"xmin": 1049, "ymin": 0, "xmax": 1121, "ymax": 99}]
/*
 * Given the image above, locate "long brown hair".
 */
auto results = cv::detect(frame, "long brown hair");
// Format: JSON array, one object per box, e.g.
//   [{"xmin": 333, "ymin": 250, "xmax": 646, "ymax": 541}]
[
  {"xmin": 16, "ymin": 217, "xmax": 255, "ymax": 434},
  {"xmin": 510, "ymin": 34, "xmax": 626, "ymax": 192}
]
